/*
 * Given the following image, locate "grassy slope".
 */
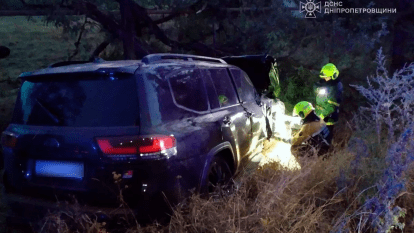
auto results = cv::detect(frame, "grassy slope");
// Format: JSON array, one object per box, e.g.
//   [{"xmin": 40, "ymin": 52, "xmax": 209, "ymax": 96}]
[
  {"xmin": 0, "ymin": 16, "xmax": 75, "ymax": 80},
  {"xmin": 0, "ymin": 16, "xmax": 105, "ymax": 133}
]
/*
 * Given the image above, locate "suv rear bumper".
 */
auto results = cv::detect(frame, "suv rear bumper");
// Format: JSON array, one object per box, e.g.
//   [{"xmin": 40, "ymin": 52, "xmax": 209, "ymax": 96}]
[
  {"xmin": 3, "ymin": 191, "xmax": 124, "ymax": 223},
  {"xmin": 2, "ymin": 157, "xmax": 199, "ymax": 225},
  {"xmin": 3, "ymin": 185, "xmax": 179, "ymax": 226}
]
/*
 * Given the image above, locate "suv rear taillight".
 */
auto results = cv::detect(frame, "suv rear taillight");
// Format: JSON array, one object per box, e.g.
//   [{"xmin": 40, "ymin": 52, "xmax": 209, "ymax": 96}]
[
  {"xmin": 96, "ymin": 135, "xmax": 177, "ymax": 160},
  {"xmin": 0, "ymin": 132, "xmax": 18, "ymax": 148}
]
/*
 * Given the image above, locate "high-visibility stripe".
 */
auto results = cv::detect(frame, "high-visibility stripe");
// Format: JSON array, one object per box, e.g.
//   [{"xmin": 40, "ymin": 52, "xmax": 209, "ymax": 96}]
[
  {"xmin": 325, "ymin": 121, "xmax": 337, "ymax": 125},
  {"xmin": 328, "ymin": 100, "xmax": 340, "ymax": 106}
]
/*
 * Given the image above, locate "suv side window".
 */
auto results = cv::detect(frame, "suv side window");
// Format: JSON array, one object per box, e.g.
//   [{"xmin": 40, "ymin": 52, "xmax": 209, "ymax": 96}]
[
  {"xmin": 207, "ymin": 68, "xmax": 238, "ymax": 107},
  {"xmin": 169, "ymin": 69, "xmax": 209, "ymax": 112},
  {"xmin": 200, "ymin": 69, "xmax": 220, "ymax": 110},
  {"xmin": 230, "ymin": 68, "xmax": 257, "ymax": 103}
]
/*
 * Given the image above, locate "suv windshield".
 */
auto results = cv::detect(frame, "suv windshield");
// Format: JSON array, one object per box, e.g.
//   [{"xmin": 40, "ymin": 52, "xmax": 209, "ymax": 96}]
[{"xmin": 12, "ymin": 74, "xmax": 139, "ymax": 127}]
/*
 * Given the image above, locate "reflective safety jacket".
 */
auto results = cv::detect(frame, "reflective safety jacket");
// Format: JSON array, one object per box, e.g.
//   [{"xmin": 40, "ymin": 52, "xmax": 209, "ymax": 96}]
[
  {"xmin": 291, "ymin": 120, "xmax": 330, "ymax": 147},
  {"xmin": 291, "ymin": 112, "xmax": 331, "ymax": 157},
  {"xmin": 313, "ymin": 78, "xmax": 343, "ymax": 125}
]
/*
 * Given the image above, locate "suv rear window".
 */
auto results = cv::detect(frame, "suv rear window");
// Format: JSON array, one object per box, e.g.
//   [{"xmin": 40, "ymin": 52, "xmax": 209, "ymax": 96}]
[{"xmin": 12, "ymin": 75, "xmax": 139, "ymax": 127}]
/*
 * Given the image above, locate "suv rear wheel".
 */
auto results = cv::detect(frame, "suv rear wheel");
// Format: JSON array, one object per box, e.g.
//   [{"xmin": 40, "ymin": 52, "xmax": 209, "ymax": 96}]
[{"xmin": 206, "ymin": 156, "xmax": 234, "ymax": 198}]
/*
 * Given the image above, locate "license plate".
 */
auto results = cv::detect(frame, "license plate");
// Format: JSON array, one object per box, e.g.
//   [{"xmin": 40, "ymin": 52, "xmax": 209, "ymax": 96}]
[{"xmin": 35, "ymin": 160, "xmax": 84, "ymax": 179}]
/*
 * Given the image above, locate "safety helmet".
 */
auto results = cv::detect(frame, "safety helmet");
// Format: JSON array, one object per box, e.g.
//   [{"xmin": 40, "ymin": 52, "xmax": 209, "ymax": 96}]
[
  {"xmin": 320, "ymin": 63, "xmax": 339, "ymax": 80},
  {"xmin": 293, "ymin": 101, "xmax": 315, "ymax": 119}
]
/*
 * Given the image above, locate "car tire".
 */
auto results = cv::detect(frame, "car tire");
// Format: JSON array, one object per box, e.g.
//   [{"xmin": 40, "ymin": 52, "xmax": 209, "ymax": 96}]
[{"xmin": 204, "ymin": 156, "xmax": 234, "ymax": 198}]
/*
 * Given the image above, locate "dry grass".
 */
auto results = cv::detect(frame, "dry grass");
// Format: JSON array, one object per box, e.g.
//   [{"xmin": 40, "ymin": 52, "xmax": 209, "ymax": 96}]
[
  {"xmin": 21, "ymin": 132, "xmax": 381, "ymax": 233},
  {"xmin": 166, "ymin": 160, "xmax": 342, "ymax": 233}
]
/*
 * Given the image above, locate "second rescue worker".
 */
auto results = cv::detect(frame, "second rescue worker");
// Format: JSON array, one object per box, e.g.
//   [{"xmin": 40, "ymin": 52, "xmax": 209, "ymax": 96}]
[{"xmin": 313, "ymin": 63, "xmax": 343, "ymax": 140}]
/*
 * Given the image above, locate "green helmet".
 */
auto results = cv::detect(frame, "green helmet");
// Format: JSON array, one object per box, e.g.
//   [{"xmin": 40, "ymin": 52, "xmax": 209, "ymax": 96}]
[
  {"xmin": 293, "ymin": 101, "xmax": 315, "ymax": 119},
  {"xmin": 320, "ymin": 63, "xmax": 339, "ymax": 80}
]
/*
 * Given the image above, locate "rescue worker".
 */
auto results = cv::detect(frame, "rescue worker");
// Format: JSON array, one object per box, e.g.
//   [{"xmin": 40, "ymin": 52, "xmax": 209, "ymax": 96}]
[
  {"xmin": 290, "ymin": 101, "xmax": 331, "ymax": 158},
  {"xmin": 313, "ymin": 63, "xmax": 343, "ymax": 141}
]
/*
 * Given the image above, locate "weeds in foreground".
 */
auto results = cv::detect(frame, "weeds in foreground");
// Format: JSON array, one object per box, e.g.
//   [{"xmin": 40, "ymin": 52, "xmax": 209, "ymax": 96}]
[
  {"xmin": 25, "ymin": 151, "xmax": 355, "ymax": 233},
  {"xmin": 19, "ymin": 135, "xmax": 414, "ymax": 233}
]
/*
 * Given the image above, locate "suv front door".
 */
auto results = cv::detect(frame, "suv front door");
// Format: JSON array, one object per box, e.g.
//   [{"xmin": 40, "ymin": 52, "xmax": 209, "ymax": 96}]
[
  {"xmin": 229, "ymin": 68, "xmax": 267, "ymax": 164},
  {"xmin": 200, "ymin": 68, "xmax": 252, "ymax": 171}
]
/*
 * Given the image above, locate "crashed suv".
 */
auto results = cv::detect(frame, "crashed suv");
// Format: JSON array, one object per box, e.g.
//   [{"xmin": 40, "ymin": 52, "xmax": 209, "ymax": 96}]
[{"xmin": 1, "ymin": 54, "xmax": 269, "ymax": 224}]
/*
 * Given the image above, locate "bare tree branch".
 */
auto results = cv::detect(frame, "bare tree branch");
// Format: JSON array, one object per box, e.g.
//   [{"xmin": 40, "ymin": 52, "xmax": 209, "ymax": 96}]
[
  {"xmin": 89, "ymin": 39, "xmax": 112, "ymax": 61},
  {"xmin": 2, "ymin": 0, "xmax": 292, "ymax": 57},
  {"xmin": 74, "ymin": 0, "xmax": 153, "ymax": 58},
  {"xmin": 68, "ymin": 16, "xmax": 88, "ymax": 61},
  {"xmin": 153, "ymin": 12, "xmax": 181, "ymax": 25},
  {"xmin": 121, "ymin": 0, "xmax": 226, "ymax": 56}
]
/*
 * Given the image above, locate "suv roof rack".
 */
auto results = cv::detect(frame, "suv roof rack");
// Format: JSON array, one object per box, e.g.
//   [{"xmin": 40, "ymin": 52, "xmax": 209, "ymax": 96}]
[
  {"xmin": 48, "ymin": 58, "xmax": 105, "ymax": 68},
  {"xmin": 141, "ymin": 53, "xmax": 227, "ymax": 64}
]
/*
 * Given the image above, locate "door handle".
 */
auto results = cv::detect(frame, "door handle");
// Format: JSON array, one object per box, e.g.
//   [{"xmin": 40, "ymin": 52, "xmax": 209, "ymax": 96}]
[
  {"xmin": 245, "ymin": 111, "xmax": 254, "ymax": 117},
  {"xmin": 222, "ymin": 116, "xmax": 232, "ymax": 126}
]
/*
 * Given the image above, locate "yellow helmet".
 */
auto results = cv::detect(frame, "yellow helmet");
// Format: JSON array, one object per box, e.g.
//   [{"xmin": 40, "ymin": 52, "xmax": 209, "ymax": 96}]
[
  {"xmin": 320, "ymin": 63, "xmax": 339, "ymax": 80},
  {"xmin": 293, "ymin": 101, "xmax": 315, "ymax": 119}
]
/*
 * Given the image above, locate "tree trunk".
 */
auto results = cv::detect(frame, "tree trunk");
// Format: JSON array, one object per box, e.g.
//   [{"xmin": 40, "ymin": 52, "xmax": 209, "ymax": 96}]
[{"xmin": 120, "ymin": 0, "xmax": 136, "ymax": 59}]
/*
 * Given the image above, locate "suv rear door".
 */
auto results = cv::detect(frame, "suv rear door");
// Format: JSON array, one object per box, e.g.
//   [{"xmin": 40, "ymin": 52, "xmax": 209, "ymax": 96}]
[{"xmin": 199, "ymin": 68, "xmax": 252, "ymax": 170}]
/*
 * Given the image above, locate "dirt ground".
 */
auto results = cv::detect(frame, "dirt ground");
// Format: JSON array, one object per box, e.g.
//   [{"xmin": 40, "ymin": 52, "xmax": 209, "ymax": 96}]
[{"xmin": 260, "ymin": 138, "xmax": 300, "ymax": 170}]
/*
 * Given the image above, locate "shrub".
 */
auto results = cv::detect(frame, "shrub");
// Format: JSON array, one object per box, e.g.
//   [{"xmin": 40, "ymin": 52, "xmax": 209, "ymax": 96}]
[
  {"xmin": 333, "ymin": 48, "xmax": 414, "ymax": 233},
  {"xmin": 349, "ymin": 47, "xmax": 414, "ymax": 145},
  {"xmin": 279, "ymin": 65, "xmax": 318, "ymax": 114}
]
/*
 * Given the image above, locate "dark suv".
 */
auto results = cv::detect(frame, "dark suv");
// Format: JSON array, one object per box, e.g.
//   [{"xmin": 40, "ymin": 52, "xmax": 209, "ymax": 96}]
[{"xmin": 1, "ymin": 54, "xmax": 268, "ymax": 224}]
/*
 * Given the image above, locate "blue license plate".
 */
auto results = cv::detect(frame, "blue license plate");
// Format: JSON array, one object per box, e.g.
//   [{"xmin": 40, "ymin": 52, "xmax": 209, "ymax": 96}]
[{"xmin": 35, "ymin": 160, "xmax": 84, "ymax": 179}]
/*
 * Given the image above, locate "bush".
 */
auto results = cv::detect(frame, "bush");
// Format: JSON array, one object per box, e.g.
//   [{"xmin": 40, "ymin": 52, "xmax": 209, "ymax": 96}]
[
  {"xmin": 350, "ymin": 47, "xmax": 414, "ymax": 145},
  {"xmin": 278, "ymin": 65, "xmax": 319, "ymax": 114},
  {"xmin": 332, "ymin": 48, "xmax": 414, "ymax": 233}
]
